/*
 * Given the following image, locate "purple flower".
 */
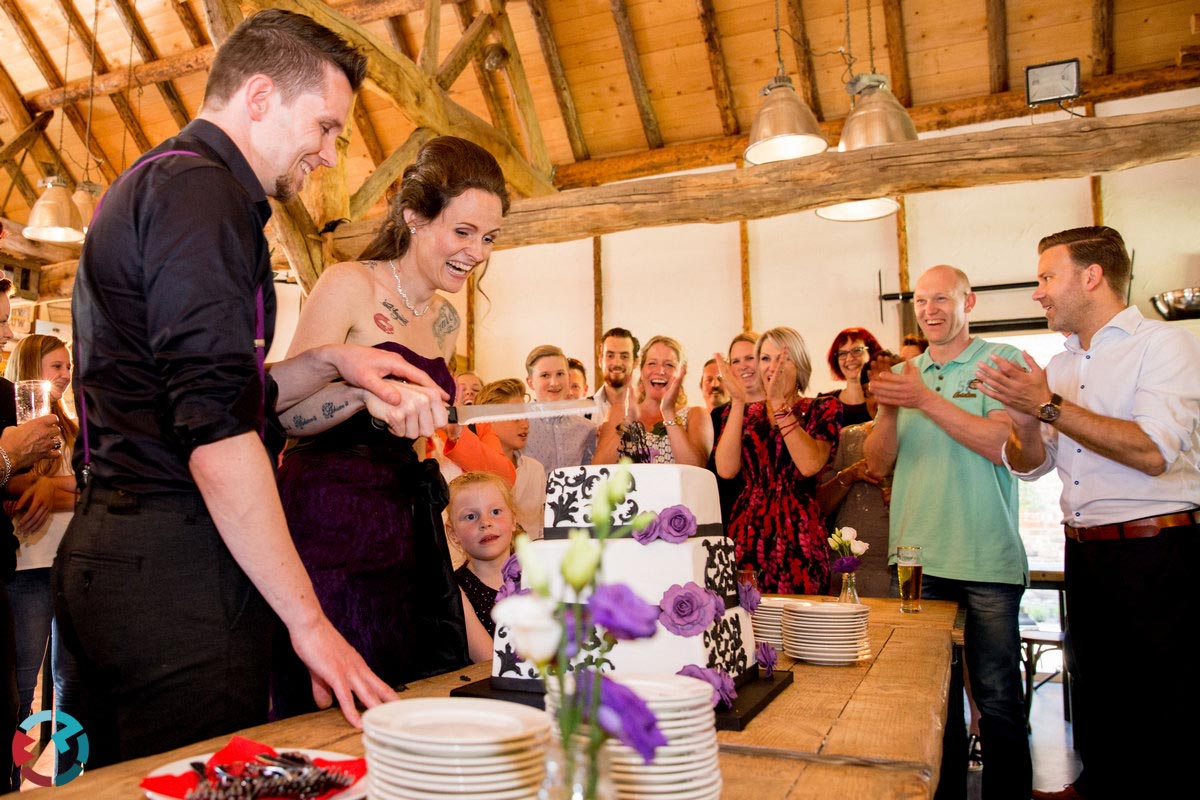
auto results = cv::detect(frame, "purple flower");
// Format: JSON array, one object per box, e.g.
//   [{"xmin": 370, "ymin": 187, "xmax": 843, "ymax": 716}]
[
  {"xmin": 711, "ymin": 591, "xmax": 726, "ymax": 624},
  {"xmin": 658, "ymin": 582, "xmax": 722, "ymax": 637},
  {"xmin": 495, "ymin": 580, "xmax": 527, "ymax": 603},
  {"xmin": 589, "ymin": 583, "xmax": 660, "ymax": 641},
  {"xmin": 501, "ymin": 554, "xmax": 522, "ymax": 584},
  {"xmin": 649, "ymin": 505, "xmax": 697, "ymax": 544},
  {"xmin": 632, "ymin": 514, "xmax": 659, "ymax": 545},
  {"xmin": 573, "ymin": 670, "xmax": 667, "ymax": 763},
  {"xmin": 738, "ymin": 580, "xmax": 761, "ymax": 614},
  {"xmin": 756, "ymin": 642, "xmax": 778, "ymax": 678},
  {"xmin": 563, "ymin": 607, "xmax": 590, "ymax": 658},
  {"xmin": 831, "ymin": 555, "xmax": 862, "ymax": 574},
  {"xmin": 676, "ymin": 665, "xmax": 737, "ymax": 709}
]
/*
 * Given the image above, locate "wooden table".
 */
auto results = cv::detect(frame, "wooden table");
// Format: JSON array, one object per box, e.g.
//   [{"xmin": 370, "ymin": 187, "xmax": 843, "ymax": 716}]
[{"xmin": 51, "ymin": 597, "xmax": 958, "ymax": 799}]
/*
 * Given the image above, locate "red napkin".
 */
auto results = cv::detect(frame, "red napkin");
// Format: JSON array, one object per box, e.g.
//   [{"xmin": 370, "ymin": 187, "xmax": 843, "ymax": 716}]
[{"xmin": 139, "ymin": 735, "xmax": 366, "ymax": 799}]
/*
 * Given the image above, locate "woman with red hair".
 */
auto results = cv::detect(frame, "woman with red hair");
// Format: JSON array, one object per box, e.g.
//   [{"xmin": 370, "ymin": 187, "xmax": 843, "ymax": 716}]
[{"xmin": 820, "ymin": 327, "xmax": 883, "ymax": 426}]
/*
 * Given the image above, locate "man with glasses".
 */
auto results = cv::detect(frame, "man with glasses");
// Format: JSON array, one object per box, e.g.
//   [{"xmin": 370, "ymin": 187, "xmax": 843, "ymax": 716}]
[{"xmin": 978, "ymin": 226, "xmax": 1200, "ymax": 800}]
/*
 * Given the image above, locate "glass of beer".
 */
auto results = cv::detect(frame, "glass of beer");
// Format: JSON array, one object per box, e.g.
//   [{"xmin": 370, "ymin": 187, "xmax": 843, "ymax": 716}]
[{"xmin": 897, "ymin": 545, "xmax": 923, "ymax": 613}]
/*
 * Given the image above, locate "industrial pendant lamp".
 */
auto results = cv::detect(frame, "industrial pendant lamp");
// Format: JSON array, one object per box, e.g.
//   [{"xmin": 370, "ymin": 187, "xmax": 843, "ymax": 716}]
[
  {"xmin": 817, "ymin": 1, "xmax": 918, "ymax": 221},
  {"xmin": 25, "ymin": 176, "xmax": 85, "ymax": 243},
  {"xmin": 744, "ymin": 0, "xmax": 826, "ymax": 165}
]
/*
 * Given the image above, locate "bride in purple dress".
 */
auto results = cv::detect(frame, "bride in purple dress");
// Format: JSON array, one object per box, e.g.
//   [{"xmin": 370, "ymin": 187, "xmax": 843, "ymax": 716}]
[{"xmin": 272, "ymin": 137, "xmax": 509, "ymax": 717}]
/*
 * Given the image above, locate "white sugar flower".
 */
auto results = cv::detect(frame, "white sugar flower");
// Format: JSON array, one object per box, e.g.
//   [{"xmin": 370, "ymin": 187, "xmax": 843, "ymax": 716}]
[{"xmin": 491, "ymin": 593, "xmax": 561, "ymax": 666}]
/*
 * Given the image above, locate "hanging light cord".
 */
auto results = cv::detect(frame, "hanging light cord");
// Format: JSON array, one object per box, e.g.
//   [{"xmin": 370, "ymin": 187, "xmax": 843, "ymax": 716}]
[
  {"xmin": 120, "ymin": 27, "xmax": 138, "ymax": 171},
  {"xmin": 866, "ymin": 0, "xmax": 877, "ymax": 74}
]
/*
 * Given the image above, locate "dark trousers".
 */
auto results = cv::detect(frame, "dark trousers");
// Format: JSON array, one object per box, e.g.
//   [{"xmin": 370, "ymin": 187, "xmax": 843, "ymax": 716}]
[
  {"xmin": 1066, "ymin": 524, "xmax": 1197, "ymax": 800},
  {"xmin": 1, "ymin": 579, "xmax": 19, "ymax": 795},
  {"xmin": 52, "ymin": 487, "xmax": 275, "ymax": 768}
]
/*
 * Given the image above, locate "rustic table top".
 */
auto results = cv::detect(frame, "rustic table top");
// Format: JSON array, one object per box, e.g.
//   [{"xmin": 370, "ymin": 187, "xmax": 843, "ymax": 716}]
[{"xmin": 50, "ymin": 596, "xmax": 958, "ymax": 799}]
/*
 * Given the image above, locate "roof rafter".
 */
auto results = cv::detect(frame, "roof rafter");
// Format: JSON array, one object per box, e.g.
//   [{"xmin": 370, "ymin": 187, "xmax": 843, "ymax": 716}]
[
  {"xmin": 526, "ymin": 0, "xmax": 588, "ymax": 161},
  {"xmin": 881, "ymin": 0, "xmax": 911, "ymax": 107},
  {"xmin": 487, "ymin": 0, "xmax": 552, "ymax": 174},
  {"xmin": 109, "ymin": 0, "xmax": 193, "ymax": 129},
  {"xmin": 785, "ymin": 0, "xmax": 822, "ymax": 119},
  {"xmin": 609, "ymin": 0, "xmax": 663, "ymax": 149},
  {"xmin": 986, "ymin": 0, "xmax": 1009, "ymax": 94},
  {"xmin": 1093, "ymin": 0, "xmax": 1114, "ymax": 76},
  {"xmin": 695, "ymin": 0, "xmax": 738, "ymax": 136}
]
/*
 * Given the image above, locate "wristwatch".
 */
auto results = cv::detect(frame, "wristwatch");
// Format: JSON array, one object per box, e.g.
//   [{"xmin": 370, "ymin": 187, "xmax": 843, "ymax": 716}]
[{"xmin": 1036, "ymin": 393, "xmax": 1063, "ymax": 423}]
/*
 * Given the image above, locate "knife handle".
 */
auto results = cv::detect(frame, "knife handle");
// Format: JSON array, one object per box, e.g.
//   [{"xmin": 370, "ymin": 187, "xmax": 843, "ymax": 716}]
[{"xmin": 447, "ymin": 406, "xmax": 459, "ymax": 425}]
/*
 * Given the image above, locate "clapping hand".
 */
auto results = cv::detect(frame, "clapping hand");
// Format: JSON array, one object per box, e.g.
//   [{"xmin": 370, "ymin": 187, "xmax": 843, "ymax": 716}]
[
  {"xmin": 763, "ymin": 351, "xmax": 798, "ymax": 417},
  {"xmin": 975, "ymin": 352, "xmax": 1046, "ymax": 426},
  {"xmin": 714, "ymin": 354, "xmax": 746, "ymax": 404},
  {"xmin": 659, "ymin": 361, "xmax": 687, "ymax": 418},
  {"xmin": 869, "ymin": 358, "xmax": 930, "ymax": 410}
]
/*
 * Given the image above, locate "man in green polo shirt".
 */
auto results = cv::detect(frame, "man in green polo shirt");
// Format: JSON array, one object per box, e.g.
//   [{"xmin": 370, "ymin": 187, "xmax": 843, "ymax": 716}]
[{"xmin": 864, "ymin": 265, "xmax": 1031, "ymax": 800}]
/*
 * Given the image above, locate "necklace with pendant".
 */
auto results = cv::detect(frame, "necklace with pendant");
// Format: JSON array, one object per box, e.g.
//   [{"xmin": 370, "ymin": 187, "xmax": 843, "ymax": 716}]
[{"xmin": 389, "ymin": 259, "xmax": 431, "ymax": 317}]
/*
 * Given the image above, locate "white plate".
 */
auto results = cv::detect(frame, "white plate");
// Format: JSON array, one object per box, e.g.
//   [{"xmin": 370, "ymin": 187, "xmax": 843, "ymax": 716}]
[
  {"xmin": 369, "ymin": 763, "xmax": 542, "ymax": 794},
  {"xmin": 143, "ymin": 748, "xmax": 364, "ymax": 800},
  {"xmin": 368, "ymin": 773, "xmax": 537, "ymax": 800},
  {"xmin": 608, "ymin": 673, "xmax": 716, "ymax": 709},
  {"xmin": 611, "ymin": 755, "xmax": 719, "ymax": 782},
  {"xmin": 789, "ymin": 652, "xmax": 872, "ymax": 665},
  {"xmin": 365, "ymin": 729, "xmax": 548, "ymax": 758},
  {"xmin": 363, "ymin": 697, "xmax": 549, "ymax": 747},
  {"xmin": 364, "ymin": 738, "xmax": 545, "ymax": 772},
  {"xmin": 617, "ymin": 773, "xmax": 723, "ymax": 800}
]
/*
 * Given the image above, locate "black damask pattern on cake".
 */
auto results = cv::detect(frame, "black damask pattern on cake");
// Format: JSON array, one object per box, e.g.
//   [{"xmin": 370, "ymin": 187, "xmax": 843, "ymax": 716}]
[
  {"xmin": 493, "ymin": 627, "xmax": 540, "ymax": 679},
  {"xmin": 703, "ymin": 538, "xmax": 738, "ymax": 606},
  {"xmin": 544, "ymin": 466, "xmax": 641, "ymax": 529},
  {"xmin": 704, "ymin": 613, "xmax": 749, "ymax": 675}
]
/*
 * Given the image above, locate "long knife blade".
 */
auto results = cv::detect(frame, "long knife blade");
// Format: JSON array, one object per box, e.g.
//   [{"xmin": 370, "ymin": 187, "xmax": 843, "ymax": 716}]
[{"xmin": 448, "ymin": 398, "xmax": 598, "ymax": 425}]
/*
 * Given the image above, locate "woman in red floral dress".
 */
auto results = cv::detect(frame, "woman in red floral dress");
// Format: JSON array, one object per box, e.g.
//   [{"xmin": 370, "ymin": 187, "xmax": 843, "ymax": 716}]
[{"xmin": 714, "ymin": 327, "xmax": 841, "ymax": 594}]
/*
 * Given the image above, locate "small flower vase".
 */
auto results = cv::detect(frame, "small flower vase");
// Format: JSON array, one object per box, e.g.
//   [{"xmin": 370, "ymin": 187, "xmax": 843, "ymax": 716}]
[
  {"xmin": 838, "ymin": 571, "xmax": 861, "ymax": 604},
  {"xmin": 539, "ymin": 734, "xmax": 615, "ymax": 800}
]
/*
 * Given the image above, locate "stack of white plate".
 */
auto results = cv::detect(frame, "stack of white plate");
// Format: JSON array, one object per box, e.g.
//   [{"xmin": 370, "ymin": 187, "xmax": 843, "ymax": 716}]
[
  {"xmin": 546, "ymin": 673, "xmax": 722, "ymax": 800},
  {"xmin": 362, "ymin": 697, "xmax": 549, "ymax": 800},
  {"xmin": 751, "ymin": 596, "xmax": 786, "ymax": 648},
  {"xmin": 781, "ymin": 601, "xmax": 871, "ymax": 666}
]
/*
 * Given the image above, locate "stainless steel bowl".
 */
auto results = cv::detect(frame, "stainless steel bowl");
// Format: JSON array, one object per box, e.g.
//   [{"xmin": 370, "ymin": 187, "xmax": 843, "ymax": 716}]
[{"xmin": 1151, "ymin": 288, "xmax": 1200, "ymax": 320}]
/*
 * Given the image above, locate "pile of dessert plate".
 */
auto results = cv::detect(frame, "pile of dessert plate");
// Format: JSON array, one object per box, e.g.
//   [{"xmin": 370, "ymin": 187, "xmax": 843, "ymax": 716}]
[
  {"xmin": 546, "ymin": 672, "xmax": 723, "ymax": 800},
  {"xmin": 781, "ymin": 600, "xmax": 871, "ymax": 666},
  {"xmin": 361, "ymin": 697, "xmax": 549, "ymax": 800},
  {"xmin": 750, "ymin": 596, "xmax": 786, "ymax": 649}
]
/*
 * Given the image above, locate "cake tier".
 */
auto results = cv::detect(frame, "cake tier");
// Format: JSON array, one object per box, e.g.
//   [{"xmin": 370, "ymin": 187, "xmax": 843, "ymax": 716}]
[{"xmin": 543, "ymin": 464, "xmax": 721, "ymax": 538}]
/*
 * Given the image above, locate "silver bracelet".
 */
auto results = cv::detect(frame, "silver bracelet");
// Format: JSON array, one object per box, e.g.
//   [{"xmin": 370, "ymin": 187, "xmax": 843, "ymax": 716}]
[{"xmin": 0, "ymin": 446, "xmax": 11, "ymax": 489}]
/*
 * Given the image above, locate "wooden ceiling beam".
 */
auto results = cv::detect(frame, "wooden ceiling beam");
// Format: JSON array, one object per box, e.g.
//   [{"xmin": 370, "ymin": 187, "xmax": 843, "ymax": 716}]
[
  {"xmin": 30, "ymin": 47, "xmax": 217, "ymax": 111},
  {"xmin": 384, "ymin": 16, "xmax": 416, "ymax": 59},
  {"xmin": 337, "ymin": 104, "xmax": 1200, "ymax": 253},
  {"xmin": 419, "ymin": 0, "xmax": 441, "ymax": 73},
  {"xmin": 0, "ymin": 111, "xmax": 50, "ymax": 206},
  {"xmin": 172, "ymin": 0, "xmax": 210, "ymax": 48},
  {"xmin": 56, "ymin": 0, "xmax": 153, "ymax": 155},
  {"xmin": 349, "ymin": 126, "xmax": 435, "ymax": 221},
  {"xmin": 487, "ymin": 0, "xmax": 552, "ymax": 174},
  {"xmin": 552, "ymin": 63, "xmax": 1200, "ymax": 190},
  {"xmin": 0, "ymin": 0, "xmax": 115, "ymax": 182},
  {"xmin": 109, "ymin": 0, "xmax": 192, "ymax": 129},
  {"xmin": 0, "ymin": 217, "xmax": 80, "ymax": 262},
  {"xmin": 0, "ymin": 58, "xmax": 62, "ymax": 183},
  {"xmin": 454, "ymin": 2, "xmax": 523, "ymax": 152},
  {"xmin": 695, "ymin": 0, "xmax": 738, "ymax": 136},
  {"xmin": 244, "ymin": 0, "xmax": 552, "ymax": 197},
  {"xmin": 527, "ymin": 0, "xmax": 588, "ymax": 161},
  {"xmin": 609, "ymin": 0, "xmax": 663, "ymax": 149},
  {"xmin": 436, "ymin": 10, "xmax": 493, "ymax": 90},
  {"xmin": 881, "ymin": 0, "xmax": 911, "ymax": 107},
  {"xmin": 1093, "ymin": 1, "xmax": 1114, "ymax": 77},
  {"xmin": 987, "ymin": 0, "xmax": 1009, "ymax": 94},
  {"xmin": 784, "ymin": 0, "xmax": 822, "ymax": 120},
  {"xmin": 352, "ymin": 93, "xmax": 388, "ymax": 166},
  {"xmin": 199, "ymin": 0, "xmax": 241, "ymax": 43}
]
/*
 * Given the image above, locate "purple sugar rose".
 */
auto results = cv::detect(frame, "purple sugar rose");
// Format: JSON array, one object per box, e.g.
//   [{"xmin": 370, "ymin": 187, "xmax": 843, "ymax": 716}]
[
  {"xmin": 589, "ymin": 583, "xmax": 660, "ymax": 641},
  {"xmin": 649, "ymin": 505, "xmax": 697, "ymax": 544},
  {"xmin": 501, "ymin": 554, "xmax": 522, "ymax": 584},
  {"xmin": 573, "ymin": 670, "xmax": 667, "ymax": 763},
  {"xmin": 831, "ymin": 555, "xmax": 862, "ymax": 574},
  {"xmin": 756, "ymin": 641, "xmax": 778, "ymax": 678},
  {"xmin": 495, "ymin": 579, "xmax": 526, "ymax": 603},
  {"xmin": 659, "ymin": 582, "xmax": 723, "ymax": 637},
  {"xmin": 632, "ymin": 514, "xmax": 659, "ymax": 545},
  {"xmin": 738, "ymin": 580, "xmax": 762, "ymax": 614},
  {"xmin": 676, "ymin": 665, "xmax": 737, "ymax": 709}
]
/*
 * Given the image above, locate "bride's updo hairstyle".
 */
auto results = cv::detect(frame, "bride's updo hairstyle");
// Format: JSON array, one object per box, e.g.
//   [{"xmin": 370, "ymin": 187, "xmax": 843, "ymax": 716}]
[{"xmin": 360, "ymin": 136, "xmax": 510, "ymax": 262}]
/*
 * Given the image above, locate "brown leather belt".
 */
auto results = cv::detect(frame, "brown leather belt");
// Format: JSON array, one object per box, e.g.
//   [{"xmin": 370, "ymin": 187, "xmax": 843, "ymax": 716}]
[{"xmin": 1065, "ymin": 509, "xmax": 1200, "ymax": 543}]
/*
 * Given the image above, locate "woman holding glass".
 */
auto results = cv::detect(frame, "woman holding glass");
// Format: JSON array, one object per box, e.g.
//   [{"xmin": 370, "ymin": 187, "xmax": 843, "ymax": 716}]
[
  {"xmin": 715, "ymin": 327, "xmax": 841, "ymax": 594},
  {"xmin": 4, "ymin": 335, "xmax": 76, "ymax": 789}
]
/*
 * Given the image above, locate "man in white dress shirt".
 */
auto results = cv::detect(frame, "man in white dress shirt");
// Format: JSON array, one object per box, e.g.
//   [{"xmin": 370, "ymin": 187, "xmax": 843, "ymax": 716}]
[{"xmin": 976, "ymin": 225, "xmax": 1200, "ymax": 800}]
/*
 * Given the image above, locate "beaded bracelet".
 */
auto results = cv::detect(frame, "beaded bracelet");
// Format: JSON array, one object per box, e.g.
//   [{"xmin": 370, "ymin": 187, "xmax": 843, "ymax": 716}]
[{"xmin": 0, "ymin": 445, "xmax": 10, "ymax": 489}]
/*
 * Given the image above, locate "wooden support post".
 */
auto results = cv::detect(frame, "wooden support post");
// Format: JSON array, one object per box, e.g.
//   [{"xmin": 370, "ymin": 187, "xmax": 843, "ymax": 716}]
[
  {"xmin": 1084, "ymin": 104, "xmax": 1103, "ymax": 227},
  {"xmin": 695, "ymin": 0, "xmax": 739, "ymax": 136},
  {"xmin": 455, "ymin": 2, "xmax": 524, "ymax": 153},
  {"xmin": 739, "ymin": 218, "xmax": 751, "ymax": 332},
  {"xmin": 352, "ymin": 93, "xmax": 389, "ymax": 166},
  {"xmin": 1093, "ymin": 0, "xmax": 1114, "ymax": 77},
  {"xmin": 593, "ymin": 236, "xmax": 603, "ymax": 390},
  {"xmin": 436, "ymin": 10, "xmax": 494, "ymax": 90},
  {"xmin": 488, "ymin": 0, "xmax": 553, "ymax": 173},
  {"xmin": 895, "ymin": 196, "xmax": 917, "ymax": 337},
  {"xmin": 419, "ymin": 0, "xmax": 442, "ymax": 73},
  {"xmin": 349, "ymin": 127, "xmax": 436, "ymax": 222}
]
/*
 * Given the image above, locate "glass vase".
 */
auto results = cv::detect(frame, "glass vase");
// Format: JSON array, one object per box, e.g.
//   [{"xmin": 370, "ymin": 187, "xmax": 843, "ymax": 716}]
[
  {"xmin": 539, "ymin": 734, "xmax": 616, "ymax": 800},
  {"xmin": 837, "ymin": 571, "xmax": 861, "ymax": 604}
]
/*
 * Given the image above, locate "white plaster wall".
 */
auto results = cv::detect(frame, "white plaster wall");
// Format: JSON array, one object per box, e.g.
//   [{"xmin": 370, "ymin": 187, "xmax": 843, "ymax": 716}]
[
  {"xmin": 748, "ymin": 210, "xmax": 900, "ymax": 396},
  {"xmin": 473, "ymin": 237, "xmax": 594, "ymax": 385}
]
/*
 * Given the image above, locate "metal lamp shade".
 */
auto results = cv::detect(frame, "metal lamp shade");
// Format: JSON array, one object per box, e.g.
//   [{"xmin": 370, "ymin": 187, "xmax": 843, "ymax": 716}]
[
  {"xmin": 817, "ymin": 82, "xmax": 918, "ymax": 221},
  {"xmin": 744, "ymin": 75, "xmax": 827, "ymax": 165},
  {"xmin": 72, "ymin": 180, "xmax": 103, "ymax": 234},
  {"xmin": 25, "ymin": 177, "xmax": 85, "ymax": 243}
]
